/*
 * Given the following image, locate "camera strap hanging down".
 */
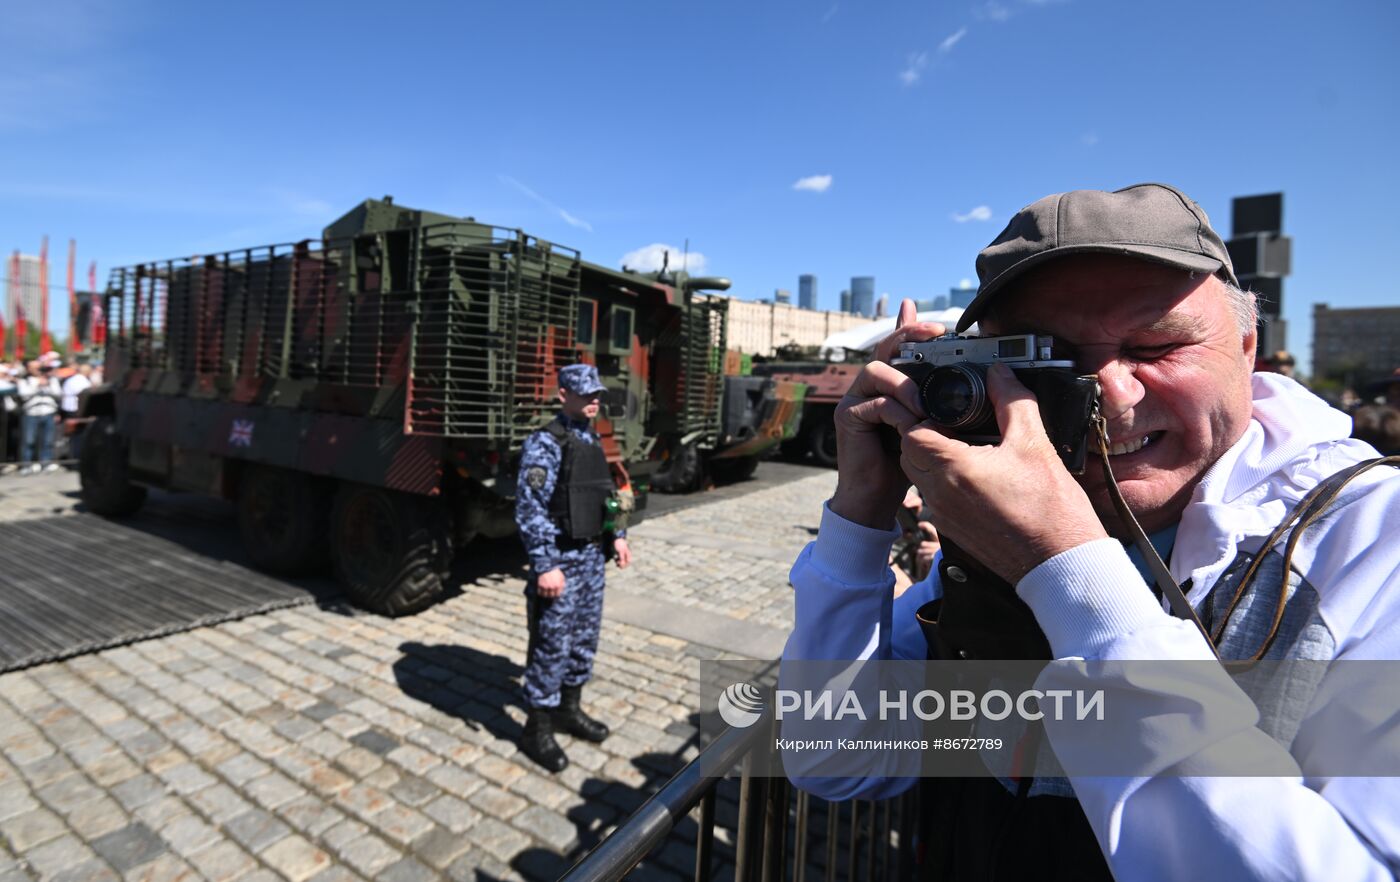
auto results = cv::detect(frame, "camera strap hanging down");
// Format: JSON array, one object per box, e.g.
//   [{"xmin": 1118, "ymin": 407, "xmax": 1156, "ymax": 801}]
[{"xmin": 1092, "ymin": 413, "xmax": 1220, "ymax": 659}]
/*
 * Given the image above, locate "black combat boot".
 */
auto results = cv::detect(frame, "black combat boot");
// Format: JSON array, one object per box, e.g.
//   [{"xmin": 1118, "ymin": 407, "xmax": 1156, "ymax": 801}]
[
  {"xmin": 521, "ymin": 708, "xmax": 568, "ymax": 772},
  {"xmin": 554, "ymin": 685, "xmax": 610, "ymax": 742}
]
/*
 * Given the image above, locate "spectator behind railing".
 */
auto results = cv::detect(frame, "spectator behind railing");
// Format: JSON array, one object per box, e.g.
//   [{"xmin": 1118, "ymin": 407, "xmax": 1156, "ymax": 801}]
[{"xmin": 1352, "ymin": 404, "xmax": 1400, "ymax": 456}]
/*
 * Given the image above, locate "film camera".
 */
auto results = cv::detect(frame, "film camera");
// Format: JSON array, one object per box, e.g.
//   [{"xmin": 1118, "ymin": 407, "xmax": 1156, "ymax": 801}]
[{"xmin": 891, "ymin": 333, "xmax": 1100, "ymax": 474}]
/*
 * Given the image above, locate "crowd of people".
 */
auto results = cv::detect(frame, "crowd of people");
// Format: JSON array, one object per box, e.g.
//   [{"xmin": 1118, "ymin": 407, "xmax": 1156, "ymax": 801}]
[{"xmin": 0, "ymin": 352, "xmax": 100, "ymax": 474}]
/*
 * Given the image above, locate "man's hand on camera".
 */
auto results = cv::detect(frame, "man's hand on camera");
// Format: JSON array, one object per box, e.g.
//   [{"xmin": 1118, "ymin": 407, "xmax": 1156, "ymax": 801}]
[
  {"xmin": 901, "ymin": 362, "xmax": 1107, "ymax": 585},
  {"xmin": 829, "ymin": 300, "xmax": 946, "ymax": 530},
  {"xmin": 537, "ymin": 568, "xmax": 567, "ymax": 598}
]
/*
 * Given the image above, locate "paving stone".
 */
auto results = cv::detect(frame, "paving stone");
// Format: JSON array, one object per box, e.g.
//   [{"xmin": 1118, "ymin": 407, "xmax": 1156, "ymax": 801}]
[
  {"xmin": 508, "ymin": 774, "xmax": 576, "ymax": 810},
  {"xmin": 373, "ymin": 804, "xmax": 434, "ymax": 847},
  {"xmin": 468, "ymin": 786, "xmax": 528, "ymax": 820},
  {"xmin": 244, "ymin": 771, "xmax": 305, "ymax": 811},
  {"xmin": 186, "ymin": 783, "xmax": 252, "ymax": 824},
  {"xmin": 332, "ymin": 747, "xmax": 382, "ymax": 778},
  {"xmin": 215, "ymin": 754, "xmax": 271, "ymax": 787},
  {"xmin": 331, "ymin": 832, "xmax": 399, "ymax": 877},
  {"xmin": 260, "ymin": 835, "xmax": 331, "ymax": 882},
  {"xmin": 65, "ymin": 795, "xmax": 129, "ymax": 839},
  {"xmin": 423, "ymin": 794, "xmax": 482, "ymax": 835},
  {"xmin": 158, "ymin": 814, "xmax": 222, "ymax": 858},
  {"xmin": 474, "ymin": 754, "xmax": 528, "ymax": 788},
  {"xmin": 224, "ymin": 809, "xmax": 292, "ymax": 852},
  {"xmin": 156, "ymin": 762, "xmax": 217, "ymax": 796},
  {"xmin": 306, "ymin": 867, "xmax": 366, "ymax": 882},
  {"xmin": 348, "ymin": 730, "xmax": 398, "ymax": 756},
  {"xmin": 425, "ymin": 764, "xmax": 483, "ymax": 800},
  {"xmin": 387, "ymin": 775, "xmax": 439, "ymax": 808},
  {"xmin": 276, "ymin": 796, "xmax": 346, "ymax": 839},
  {"xmin": 133, "ymin": 796, "xmax": 188, "ymax": 829},
  {"xmin": 24, "ymin": 834, "xmax": 97, "ymax": 878},
  {"xmin": 108, "ymin": 775, "xmax": 167, "ymax": 812},
  {"xmin": 89, "ymin": 822, "xmax": 167, "ymax": 873},
  {"xmin": 471, "ymin": 816, "xmax": 532, "ymax": 864},
  {"xmin": 512, "ymin": 804, "xmax": 581, "ymax": 852},
  {"xmin": 1, "ymin": 807, "xmax": 68, "ymax": 851},
  {"xmin": 124, "ymin": 853, "xmax": 202, "ymax": 882},
  {"xmin": 49, "ymin": 857, "xmax": 122, "ymax": 882},
  {"xmin": 377, "ymin": 856, "xmax": 438, "ymax": 882},
  {"xmin": 335, "ymin": 784, "xmax": 391, "ymax": 820},
  {"xmin": 187, "ymin": 841, "xmax": 257, "ymax": 882},
  {"xmin": 38, "ymin": 772, "xmax": 103, "ymax": 814},
  {"xmin": 409, "ymin": 826, "xmax": 472, "ymax": 870}
]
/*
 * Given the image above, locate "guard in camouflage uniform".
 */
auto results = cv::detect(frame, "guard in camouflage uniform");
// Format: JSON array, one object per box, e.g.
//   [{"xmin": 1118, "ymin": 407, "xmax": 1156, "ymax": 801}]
[{"xmin": 515, "ymin": 363, "xmax": 633, "ymax": 772}]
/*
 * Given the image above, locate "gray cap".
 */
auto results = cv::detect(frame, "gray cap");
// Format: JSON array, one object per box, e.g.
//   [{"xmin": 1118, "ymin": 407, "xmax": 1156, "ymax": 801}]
[{"xmin": 957, "ymin": 183, "xmax": 1238, "ymax": 333}]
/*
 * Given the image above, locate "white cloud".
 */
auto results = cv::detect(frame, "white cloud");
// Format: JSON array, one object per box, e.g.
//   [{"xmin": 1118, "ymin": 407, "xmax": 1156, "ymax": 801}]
[
  {"xmin": 498, "ymin": 174, "xmax": 593, "ymax": 232},
  {"xmin": 792, "ymin": 174, "xmax": 833, "ymax": 193},
  {"xmin": 899, "ymin": 51, "xmax": 929, "ymax": 86},
  {"xmin": 620, "ymin": 244, "xmax": 708, "ymax": 275},
  {"xmin": 939, "ymin": 28, "xmax": 967, "ymax": 53},
  {"xmin": 973, "ymin": 1, "xmax": 1012, "ymax": 22},
  {"xmin": 953, "ymin": 205, "xmax": 993, "ymax": 223},
  {"xmin": 1080, "ymin": 132, "xmax": 1100, "ymax": 147},
  {"xmin": 958, "ymin": 278, "xmax": 974, "ymax": 289}
]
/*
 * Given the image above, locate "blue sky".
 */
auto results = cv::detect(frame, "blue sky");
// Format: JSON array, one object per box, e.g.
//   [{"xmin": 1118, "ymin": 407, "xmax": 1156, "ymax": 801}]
[{"xmin": 4, "ymin": 0, "xmax": 1398, "ymax": 373}]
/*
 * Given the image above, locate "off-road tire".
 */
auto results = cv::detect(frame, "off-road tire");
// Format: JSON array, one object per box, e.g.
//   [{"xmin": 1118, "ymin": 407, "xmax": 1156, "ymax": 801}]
[
  {"xmin": 652, "ymin": 442, "xmax": 702, "ymax": 493},
  {"xmin": 79, "ymin": 418, "xmax": 147, "ymax": 516},
  {"xmin": 330, "ymin": 483, "xmax": 451, "ymax": 616},
  {"xmin": 237, "ymin": 465, "xmax": 330, "ymax": 575},
  {"xmin": 708, "ymin": 454, "xmax": 759, "ymax": 484},
  {"xmin": 808, "ymin": 417, "xmax": 839, "ymax": 468}
]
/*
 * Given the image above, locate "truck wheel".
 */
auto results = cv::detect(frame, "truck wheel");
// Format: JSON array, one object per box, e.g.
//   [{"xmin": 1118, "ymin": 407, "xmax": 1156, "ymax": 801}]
[
  {"xmin": 79, "ymin": 418, "xmax": 147, "ymax": 516},
  {"xmin": 709, "ymin": 455, "xmax": 759, "ymax": 484},
  {"xmin": 653, "ymin": 442, "xmax": 702, "ymax": 493},
  {"xmin": 330, "ymin": 484, "xmax": 451, "ymax": 616},
  {"xmin": 237, "ymin": 465, "xmax": 330, "ymax": 575},
  {"xmin": 808, "ymin": 417, "xmax": 839, "ymax": 468}
]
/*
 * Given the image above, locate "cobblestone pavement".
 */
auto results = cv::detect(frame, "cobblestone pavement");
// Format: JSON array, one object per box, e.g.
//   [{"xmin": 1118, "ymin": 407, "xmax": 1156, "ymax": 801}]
[{"xmin": 0, "ymin": 465, "xmax": 837, "ymax": 881}]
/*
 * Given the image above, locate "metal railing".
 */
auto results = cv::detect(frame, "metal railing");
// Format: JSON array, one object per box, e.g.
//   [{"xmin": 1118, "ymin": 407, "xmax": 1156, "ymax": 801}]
[{"xmin": 561, "ymin": 714, "xmax": 916, "ymax": 882}]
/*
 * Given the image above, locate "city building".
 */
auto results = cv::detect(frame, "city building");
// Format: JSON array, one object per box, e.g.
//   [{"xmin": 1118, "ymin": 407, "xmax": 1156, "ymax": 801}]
[
  {"xmin": 840, "ymin": 289, "xmax": 851, "ymax": 314},
  {"xmin": 798, "ymin": 274, "xmax": 817, "ymax": 310},
  {"xmin": 851, "ymin": 276, "xmax": 875, "ymax": 318},
  {"xmin": 775, "ymin": 289, "xmax": 791, "ymax": 305},
  {"xmin": 707, "ymin": 294, "xmax": 870, "ymax": 356},
  {"xmin": 875, "ymin": 294, "xmax": 889, "ymax": 318},
  {"xmin": 950, "ymin": 284, "xmax": 976, "ymax": 310},
  {"xmin": 1312, "ymin": 304, "xmax": 1400, "ymax": 388}
]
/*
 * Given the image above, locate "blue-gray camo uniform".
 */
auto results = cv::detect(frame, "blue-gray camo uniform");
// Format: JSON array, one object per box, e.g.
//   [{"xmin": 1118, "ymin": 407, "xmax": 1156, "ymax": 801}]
[{"xmin": 515, "ymin": 413, "xmax": 626, "ymax": 709}]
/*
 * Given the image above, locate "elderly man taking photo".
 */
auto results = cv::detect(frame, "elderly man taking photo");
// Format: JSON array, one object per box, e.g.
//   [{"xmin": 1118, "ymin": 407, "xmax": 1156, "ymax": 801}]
[{"xmin": 782, "ymin": 183, "xmax": 1400, "ymax": 881}]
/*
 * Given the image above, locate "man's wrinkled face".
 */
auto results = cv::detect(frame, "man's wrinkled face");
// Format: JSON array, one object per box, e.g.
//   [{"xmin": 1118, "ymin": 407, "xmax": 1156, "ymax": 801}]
[
  {"xmin": 980, "ymin": 255, "xmax": 1257, "ymax": 535},
  {"xmin": 559, "ymin": 387, "xmax": 601, "ymax": 421}
]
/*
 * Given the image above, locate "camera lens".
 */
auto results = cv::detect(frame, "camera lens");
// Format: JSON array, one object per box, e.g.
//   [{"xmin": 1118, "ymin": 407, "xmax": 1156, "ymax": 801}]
[{"xmin": 921, "ymin": 364, "xmax": 991, "ymax": 430}]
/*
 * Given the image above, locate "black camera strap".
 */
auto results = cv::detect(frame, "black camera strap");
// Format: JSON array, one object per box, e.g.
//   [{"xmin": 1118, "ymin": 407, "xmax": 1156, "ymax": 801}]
[{"xmin": 1092, "ymin": 414, "xmax": 1220, "ymax": 659}]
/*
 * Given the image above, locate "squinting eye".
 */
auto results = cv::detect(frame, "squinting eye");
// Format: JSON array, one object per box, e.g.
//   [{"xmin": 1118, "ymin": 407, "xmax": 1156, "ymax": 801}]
[{"xmin": 1129, "ymin": 345, "xmax": 1178, "ymax": 361}]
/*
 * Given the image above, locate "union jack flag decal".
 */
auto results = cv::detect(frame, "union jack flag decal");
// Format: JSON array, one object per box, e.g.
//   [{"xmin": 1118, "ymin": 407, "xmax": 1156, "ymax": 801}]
[{"xmin": 229, "ymin": 419, "xmax": 254, "ymax": 447}]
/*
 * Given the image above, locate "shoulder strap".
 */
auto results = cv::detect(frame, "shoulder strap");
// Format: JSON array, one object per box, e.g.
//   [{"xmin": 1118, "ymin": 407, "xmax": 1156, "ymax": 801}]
[{"xmin": 1212, "ymin": 455, "xmax": 1400, "ymax": 659}]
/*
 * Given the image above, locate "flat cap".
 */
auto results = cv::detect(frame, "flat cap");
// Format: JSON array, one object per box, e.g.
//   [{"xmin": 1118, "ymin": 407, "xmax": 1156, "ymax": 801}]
[{"xmin": 958, "ymin": 183, "xmax": 1238, "ymax": 333}]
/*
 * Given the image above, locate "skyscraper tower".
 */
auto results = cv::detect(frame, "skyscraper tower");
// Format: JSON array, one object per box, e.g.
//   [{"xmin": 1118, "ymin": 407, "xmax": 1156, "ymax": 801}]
[
  {"xmin": 851, "ymin": 276, "xmax": 875, "ymax": 318},
  {"xmin": 840, "ymin": 289, "xmax": 851, "ymax": 313},
  {"xmin": 798, "ymin": 274, "xmax": 817, "ymax": 310},
  {"xmin": 876, "ymin": 293, "xmax": 889, "ymax": 318}
]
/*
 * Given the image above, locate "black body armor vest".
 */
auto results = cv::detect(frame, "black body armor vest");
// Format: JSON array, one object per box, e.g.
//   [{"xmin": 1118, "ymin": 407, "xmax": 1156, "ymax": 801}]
[{"xmin": 545, "ymin": 422, "xmax": 614, "ymax": 541}]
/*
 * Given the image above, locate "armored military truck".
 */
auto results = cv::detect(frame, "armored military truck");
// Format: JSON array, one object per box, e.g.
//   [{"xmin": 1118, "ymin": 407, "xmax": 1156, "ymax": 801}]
[
  {"xmin": 752, "ymin": 360, "xmax": 860, "ymax": 467},
  {"xmin": 81, "ymin": 198, "xmax": 752, "ymax": 615}
]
